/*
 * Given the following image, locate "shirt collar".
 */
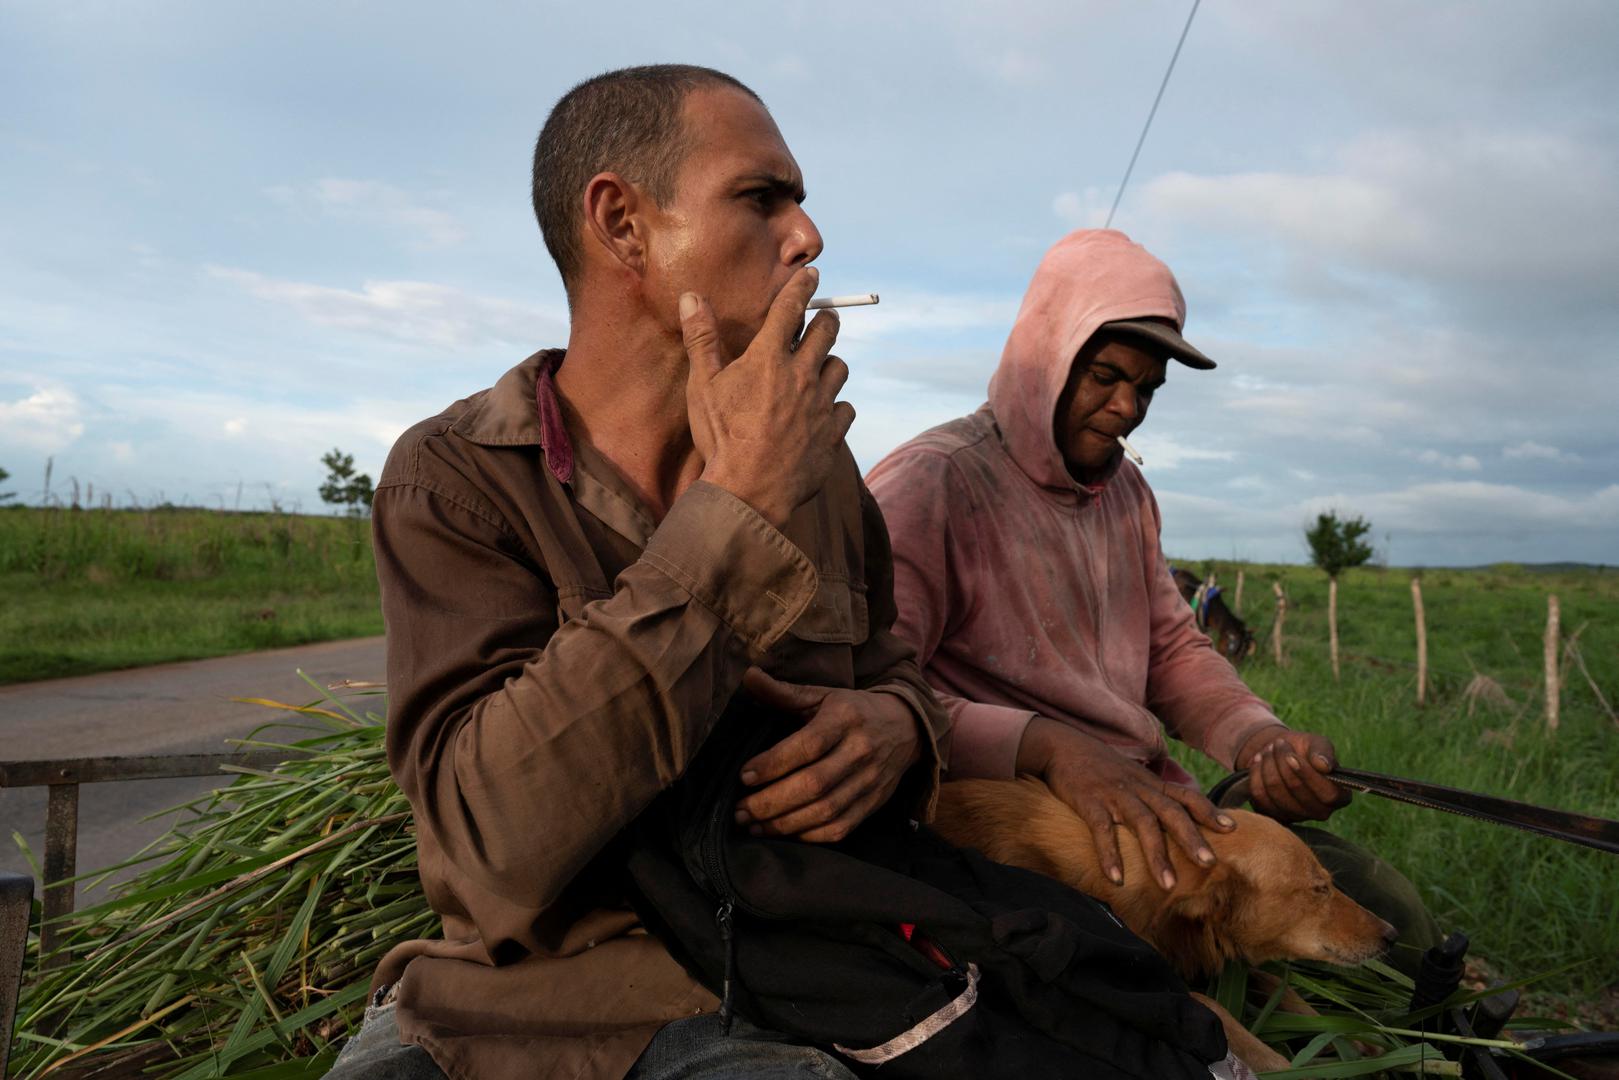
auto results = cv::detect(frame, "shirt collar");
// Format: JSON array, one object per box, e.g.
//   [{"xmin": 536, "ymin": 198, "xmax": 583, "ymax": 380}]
[
  {"xmin": 534, "ymin": 352, "xmax": 574, "ymax": 484},
  {"xmin": 451, "ymin": 349, "xmax": 573, "ymax": 484}
]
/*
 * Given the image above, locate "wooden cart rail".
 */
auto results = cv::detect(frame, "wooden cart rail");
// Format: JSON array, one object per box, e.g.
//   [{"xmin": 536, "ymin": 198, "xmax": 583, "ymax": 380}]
[{"xmin": 0, "ymin": 749, "xmax": 303, "ymax": 1076}]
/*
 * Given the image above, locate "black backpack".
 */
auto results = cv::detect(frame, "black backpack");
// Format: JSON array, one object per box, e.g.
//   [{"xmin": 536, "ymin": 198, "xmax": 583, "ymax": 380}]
[{"xmin": 622, "ymin": 700, "xmax": 1227, "ymax": 1079}]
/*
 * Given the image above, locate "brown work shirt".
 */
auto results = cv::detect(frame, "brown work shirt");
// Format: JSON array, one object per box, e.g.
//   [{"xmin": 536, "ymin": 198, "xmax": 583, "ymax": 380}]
[{"xmin": 368, "ymin": 350, "xmax": 949, "ymax": 1080}]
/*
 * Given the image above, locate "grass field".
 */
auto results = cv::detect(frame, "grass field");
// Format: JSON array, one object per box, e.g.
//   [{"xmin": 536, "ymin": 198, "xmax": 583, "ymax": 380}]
[
  {"xmin": 1166, "ymin": 559, "xmax": 1619, "ymax": 1016},
  {"xmin": 0, "ymin": 506, "xmax": 382, "ymax": 684}
]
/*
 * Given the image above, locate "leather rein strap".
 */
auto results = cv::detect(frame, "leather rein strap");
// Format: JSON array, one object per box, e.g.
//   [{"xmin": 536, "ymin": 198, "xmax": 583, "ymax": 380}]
[{"xmin": 1208, "ymin": 767, "xmax": 1619, "ymax": 857}]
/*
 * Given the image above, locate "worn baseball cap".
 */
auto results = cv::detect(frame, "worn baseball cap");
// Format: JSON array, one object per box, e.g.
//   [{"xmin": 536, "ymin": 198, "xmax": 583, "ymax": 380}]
[{"xmin": 1100, "ymin": 318, "xmax": 1217, "ymax": 370}]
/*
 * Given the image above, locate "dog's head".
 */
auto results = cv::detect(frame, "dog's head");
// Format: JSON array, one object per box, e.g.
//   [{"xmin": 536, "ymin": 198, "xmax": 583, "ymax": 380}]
[{"xmin": 1155, "ymin": 811, "xmax": 1397, "ymax": 977}]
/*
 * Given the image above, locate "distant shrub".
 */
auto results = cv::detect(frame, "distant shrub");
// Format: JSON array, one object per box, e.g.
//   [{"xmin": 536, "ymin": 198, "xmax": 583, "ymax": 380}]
[{"xmin": 319, "ymin": 448, "xmax": 375, "ymax": 517}]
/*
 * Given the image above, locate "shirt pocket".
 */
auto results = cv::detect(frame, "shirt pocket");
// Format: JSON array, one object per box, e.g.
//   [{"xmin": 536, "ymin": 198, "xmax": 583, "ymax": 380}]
[{"xmin": 782, "ymin": 571, "xmax": 870, "ymax": 645}]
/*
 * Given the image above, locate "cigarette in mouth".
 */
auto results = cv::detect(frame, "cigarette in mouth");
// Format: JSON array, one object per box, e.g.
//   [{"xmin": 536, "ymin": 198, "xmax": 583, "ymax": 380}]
[
  {"xmin": 1117, "ymin": 435, "xmax": 1144, "ymax": 466},
  {"xmin": 807, "ymin": 293, "xmax": 880, "ymax": 310}
]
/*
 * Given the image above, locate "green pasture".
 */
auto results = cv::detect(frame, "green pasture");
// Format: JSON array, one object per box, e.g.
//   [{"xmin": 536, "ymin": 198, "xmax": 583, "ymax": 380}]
[
  {"xmin": 1168, "ymin": 559, "xmax": 1619, "ymax": 1014},
  {"xmin": 0, "ymin": 506, "xmax": 382, "ymax": 684}
]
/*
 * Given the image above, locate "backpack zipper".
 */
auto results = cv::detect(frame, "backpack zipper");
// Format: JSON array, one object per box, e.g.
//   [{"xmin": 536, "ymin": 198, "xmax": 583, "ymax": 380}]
[
  {"xmin": 716, "ymin": 897, "xmax": 736, "ymax": 1034},
  {"xmin": 702, "ymin": 792, "xmax": 777, "ymax": 1035}
]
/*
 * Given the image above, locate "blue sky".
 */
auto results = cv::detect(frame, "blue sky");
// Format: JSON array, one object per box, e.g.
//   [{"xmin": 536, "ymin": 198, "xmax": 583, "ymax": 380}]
[{"xmin": 2, "ymin": 1, "xmax": 1616, "ymax": 565}]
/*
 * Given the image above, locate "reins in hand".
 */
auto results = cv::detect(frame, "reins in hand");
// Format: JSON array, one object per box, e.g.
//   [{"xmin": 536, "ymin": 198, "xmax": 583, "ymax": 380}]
[{"xmin": 1209, "ymin": 767, "xmax": 1619, "ymax": 857}]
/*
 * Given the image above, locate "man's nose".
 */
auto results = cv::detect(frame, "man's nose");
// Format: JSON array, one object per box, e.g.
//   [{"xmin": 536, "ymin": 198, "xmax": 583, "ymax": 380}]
[
  {"xmin": 1108, "ymin": 385, "xmax": 1142, "ymax": 421},
  {"xmin": 782, "ymin": 205, "xmax": 824, "ymax": 266}
]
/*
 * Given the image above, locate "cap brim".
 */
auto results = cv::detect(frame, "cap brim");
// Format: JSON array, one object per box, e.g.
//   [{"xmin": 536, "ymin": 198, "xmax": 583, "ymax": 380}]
[{"xmin": 1101, "ymin": 319, "xmax": 1217, "ymax": 370}]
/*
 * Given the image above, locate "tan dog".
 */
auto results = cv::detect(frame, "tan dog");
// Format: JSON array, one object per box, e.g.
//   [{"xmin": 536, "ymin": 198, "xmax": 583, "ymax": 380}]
[{"xmin": 932, "ymin": 777, "xmax": 1397, "ymax": 1072}]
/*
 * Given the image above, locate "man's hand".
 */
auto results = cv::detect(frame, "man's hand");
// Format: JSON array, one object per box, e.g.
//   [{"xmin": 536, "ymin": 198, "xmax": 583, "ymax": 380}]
[
  {"xmin": 1019, "ymin": 718, "xmax": 1235, "ymax": 890},
  {"xmin": 734, "ymin": 668, "xmax": 922, "ymax": 843},
  {"xmin": 1232, "ymin": 724, "xmax": 1350, "ymax": 824},
  {"xmin": 682, "ymin": 267, "xmax": 854, "ymax": 530}
]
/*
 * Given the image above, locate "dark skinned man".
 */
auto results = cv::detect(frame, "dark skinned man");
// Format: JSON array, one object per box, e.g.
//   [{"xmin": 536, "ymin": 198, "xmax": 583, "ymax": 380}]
[{"xmin": 868, "ymin": 228, "xmax": 1440, "ymax": 971}]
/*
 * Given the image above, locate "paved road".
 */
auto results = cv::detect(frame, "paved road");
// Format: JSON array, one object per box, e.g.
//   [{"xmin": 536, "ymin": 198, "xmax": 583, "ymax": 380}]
[{"xmin": 0, "ymin": 637, "xmax": 386, "ymax": 897}]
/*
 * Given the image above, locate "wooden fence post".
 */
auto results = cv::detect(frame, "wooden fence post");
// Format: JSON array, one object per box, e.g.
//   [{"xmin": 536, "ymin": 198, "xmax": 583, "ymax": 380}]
[
  {"xmin": 1271, "ymin": 582, "xmax": 1287, "ymax": 666},
  {"xmin": 1412, "ymin": 578, "xmax": 1427, "ymax": 706},
  {"xmin": 1329, "ymin": 575, "xmax": 1341, "ymax": 681},
  {"xmin": 1234, "ymin": 569, "xmax": 1245, "ymax": 613},
  {"xmin": 1545, "ymin": 594, "xmax": 1561, "ymax": 732}
]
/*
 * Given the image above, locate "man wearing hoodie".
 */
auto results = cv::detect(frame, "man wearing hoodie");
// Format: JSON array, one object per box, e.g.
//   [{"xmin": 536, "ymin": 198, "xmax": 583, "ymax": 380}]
[{"xmin": 867, "ymin": 229, "xmax": 1438, "ymax": 956}]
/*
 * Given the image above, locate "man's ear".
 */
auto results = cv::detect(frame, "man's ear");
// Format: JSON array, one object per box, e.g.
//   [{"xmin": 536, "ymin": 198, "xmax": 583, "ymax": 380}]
[{"xmin": 581, "ymin": 171, "xmax": 647, "ymax": 276}]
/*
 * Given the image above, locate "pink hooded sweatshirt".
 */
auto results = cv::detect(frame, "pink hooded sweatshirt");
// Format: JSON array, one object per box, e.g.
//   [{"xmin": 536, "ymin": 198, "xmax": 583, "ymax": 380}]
[{"xmin": 867, "ymin": 229, "xmax": 1282, "ymax": 782}]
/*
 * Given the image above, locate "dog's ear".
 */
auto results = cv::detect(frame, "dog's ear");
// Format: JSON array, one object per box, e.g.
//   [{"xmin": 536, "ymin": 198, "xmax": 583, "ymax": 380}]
[
  {"xmin": 1170, "ymin": 862, "xmax": 1242, "ymax": 926},
  {"xmin": 1154, "ymin": 865, "xmax": 1245, "ymax": 980}
]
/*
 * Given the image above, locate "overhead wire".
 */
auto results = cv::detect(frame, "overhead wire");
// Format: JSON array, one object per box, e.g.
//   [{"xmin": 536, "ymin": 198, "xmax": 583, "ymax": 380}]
[{"xmin": 1103, "ymin": 0, "xmax": 1203, "ymax": 229}]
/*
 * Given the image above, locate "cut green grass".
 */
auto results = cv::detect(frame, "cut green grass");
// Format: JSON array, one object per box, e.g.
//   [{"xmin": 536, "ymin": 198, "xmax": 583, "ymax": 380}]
[
  {"xmin": 10, "ymin": 695, "xmax": 424, "ymax": 1079},
  {"xmin": 13, "ymin": 690, "xmax": 1586, "ymax": 1078}
]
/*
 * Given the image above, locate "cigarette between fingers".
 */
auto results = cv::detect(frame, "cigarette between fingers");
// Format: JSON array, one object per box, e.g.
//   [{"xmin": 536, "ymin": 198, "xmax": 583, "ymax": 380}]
[
  {"xmin": 1117, "ymin": 435, "xmax": 1144, "ymax": 466},
  {"xmin": 806, "ymin": 293, "xmax": 880, "ymax": 310}
]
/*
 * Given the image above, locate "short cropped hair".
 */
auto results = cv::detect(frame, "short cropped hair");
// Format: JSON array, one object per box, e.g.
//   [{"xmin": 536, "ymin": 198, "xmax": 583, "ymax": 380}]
[{"xmin": 532, "ymin": 64, "xmax": 763, "ymax": 296}]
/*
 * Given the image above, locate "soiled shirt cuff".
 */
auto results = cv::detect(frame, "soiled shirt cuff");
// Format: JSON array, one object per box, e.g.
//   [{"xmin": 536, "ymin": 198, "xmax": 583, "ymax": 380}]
[
  {"xmin": 945, "ymin": 701, "xmax": 1038, "ymax": 781},
  {"xmin": 869, "ymin": 682, "xmax": 947, "ymax": 820},
  {"xmin": 641, "ymin": 481, "xmax": 819, "ymax": 655},
  {"xmin": 1203, "ymin": 708, "xmax": 1288, "ymax": 771}
]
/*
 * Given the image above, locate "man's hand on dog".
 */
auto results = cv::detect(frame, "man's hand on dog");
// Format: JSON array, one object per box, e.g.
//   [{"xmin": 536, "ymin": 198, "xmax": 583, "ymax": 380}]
[
  {"xmin": 1019, "ymin": 718, "xmax": 1235, "ymax": 891},
  {"xmin": 1232, "ymin": 725, "xmax": 1351, "ymax": 824},
  {"xmin": 733, "ymin": 668, "xmax": 922, "ymax": 843}
]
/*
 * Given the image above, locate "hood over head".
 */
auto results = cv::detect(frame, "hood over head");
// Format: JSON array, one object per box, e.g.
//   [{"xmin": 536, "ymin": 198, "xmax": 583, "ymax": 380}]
[{"xmin": 987, "ymin": 228, "xmax": 1196, "ymax": 491}]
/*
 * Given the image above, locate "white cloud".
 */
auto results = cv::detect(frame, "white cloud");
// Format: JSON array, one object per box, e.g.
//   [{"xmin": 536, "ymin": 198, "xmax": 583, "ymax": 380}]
[
  {"xmin": 109, "ymin": 441, "xmax": 134, "ymax": 462},
  {"xmin": 1139, "ymin": 128, "xmax": 1619, "ymax": 314},
  {"xmin": 1146, "ymin": 169, "xmax": 1398, "ymax": 258},
  {"xmin": 208, "ymin": 267, "xmax": 566, "ymax": 351},
  {"xmin": 96, "ymin": 385, "xmax": 431, "ymax": 490},
  {"xmin": 1416, "ymin": 449, "xmax": 1482, "ymax": 471},
  {"xmin": 866, "ymin": 349, "xmax": 997, "ymax": 397},
  {"xmin": 984, "ymin": 46, "xmax": 1048, "ymax": 86},
  {"xmin": 1131, "ymin": 433, "xmax": 1238, "ymax": 471},
  {"xmin": 770, "ymin": 54, "xmax": 810, "ymax": 80},
  {"xmin": 0, "ymin": 386, "xmax": 85, "ymax": 453},
  {"xmin": 1052, "ymin": 188, "xmax": 1110, "ymax": 229},
  {"xmin": 268, "ymin": 179, "xmax": 468, "ymax": 248},
  {"xmin": 1300, "ymin": 481, "xmax": 1619, "ymax": 535},
  {"xmin": 1157, "ymin": 477, "xmax": 1619, "ymax": 565},
  {"xmin": 1504, "ymin": 440, "xmax": 1580, "ymax": 463},
  {"xmin": 840, "ymin": 290, "xmax": 1021, "ymax": 341}
]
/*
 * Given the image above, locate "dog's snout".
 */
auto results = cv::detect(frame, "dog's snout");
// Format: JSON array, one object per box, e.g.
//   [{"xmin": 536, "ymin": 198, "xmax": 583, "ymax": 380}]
[{"xmin": 1379, "ymin": 920, "xmax": 1399, "ymax": 949}]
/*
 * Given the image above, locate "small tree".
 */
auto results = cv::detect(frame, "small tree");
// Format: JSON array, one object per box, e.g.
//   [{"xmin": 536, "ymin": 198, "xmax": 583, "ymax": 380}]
[
  {"xmin": 1305, "ymin": 510, "xmax": 1373, "ymax": 680},
  {"xmin": 318, "ymin": 448, "xmax": 375, "ymax": 516},
  {"xmin": 0, "ymin": 465, "xmax": 14, "ymax": 504}
]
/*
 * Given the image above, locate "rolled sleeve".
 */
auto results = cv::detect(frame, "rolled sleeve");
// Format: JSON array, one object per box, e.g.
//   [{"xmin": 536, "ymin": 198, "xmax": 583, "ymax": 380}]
[
  {"xmin": 642, "ymin": 481, "xmax": 819, "ymax": 654},
  {"xmin": 379, "ymin": 476, "xmax": 822, "ymax": 942}
]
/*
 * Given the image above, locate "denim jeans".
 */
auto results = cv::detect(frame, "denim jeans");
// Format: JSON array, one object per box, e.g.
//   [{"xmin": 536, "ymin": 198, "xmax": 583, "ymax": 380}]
[
  {"xmin": 625, "ymin": 1014, "xmax": 858, "ymax": 1080},
  {"xmin": 322, "ymin": 994, "xmax": 445, "ymax": 1080},
  {"xmin": 322, "ymin": 998, "xmax": 857, "ymax": 1080},
  {"xmin": 323, "ymin": 997, "xmax": 1260, "ymax": 1078}
]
